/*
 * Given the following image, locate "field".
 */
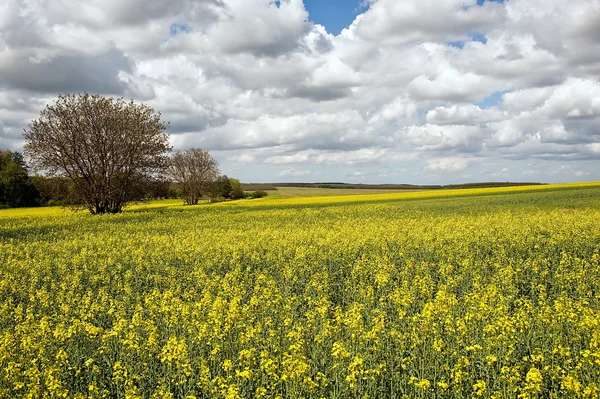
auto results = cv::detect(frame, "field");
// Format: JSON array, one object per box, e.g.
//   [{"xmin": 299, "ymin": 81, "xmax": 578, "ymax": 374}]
[
  {"xmin": 2, "ymin": 182, "xmax": 600, "ymax": 398},
  {"xmin": 267, "ymin": 187, "xmax": 424, "ymax": 198}
]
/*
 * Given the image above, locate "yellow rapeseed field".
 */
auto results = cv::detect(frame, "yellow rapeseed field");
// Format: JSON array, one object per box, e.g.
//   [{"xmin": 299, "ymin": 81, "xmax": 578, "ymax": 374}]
[{"xmin": 1, "ymin": 183, "xmax": 600, "ymax": 398}]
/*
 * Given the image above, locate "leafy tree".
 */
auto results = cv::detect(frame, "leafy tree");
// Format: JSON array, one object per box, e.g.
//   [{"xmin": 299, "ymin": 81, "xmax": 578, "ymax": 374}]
[
  {"xmin": 145, "ymin": 179, "xmax": 171, "ymax": 200},
  {"xmin": 229, "ymin": 178, "xmax": 245, "ymax": 199},
  {"xmin": 213, "ymin": 175, "xmax": 233, "ymax": 199},
  {"xmin": 30, "ymin": 175, "xmax": 77, "ymax": 206},
  {"xmin": 167, "ymin": 185, "xmax": 183, "ymax": 199},
  {"xmin": 24, "ymin": 93, "xmax": 171, "ymax": 214},
  {"xmin": 168, "ymin": 149, "xmax": 220, "ymax": 205},
  {"xmin": 0, "ymin": 150, "xmax": 40, "ymax": 208}
]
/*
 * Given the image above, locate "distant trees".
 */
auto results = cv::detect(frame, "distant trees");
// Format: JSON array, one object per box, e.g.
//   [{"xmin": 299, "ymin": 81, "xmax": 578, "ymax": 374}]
[
  {"xmin": 212, "ymin": 175, "xmax": 233, "ymax": 199},
  {"xmin": 168, "ymin": 149, "xmax": 219, "ymax": 205},
  {"xmin": 24, "ymin": 93, "xmax": 171, "ymax": 214},
  {"xmin": 30, "ymin": 176, "xmax": 77, "ymax": 206},
  {"xmin": 209, "ymin": 175, "xmax": 248, "ymax": 200},
  {"xmin": 229, "ymin": 178, "xmax": 245, "ymax": 199},
  {"xmin": 0, "ymin": 150, "xmax": 40, "ymax": 208}
]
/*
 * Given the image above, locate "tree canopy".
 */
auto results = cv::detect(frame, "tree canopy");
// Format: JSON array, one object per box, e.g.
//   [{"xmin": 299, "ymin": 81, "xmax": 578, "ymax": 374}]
[
  {"xmin": 168, "ymin": 149, "xmax": 220, "ymax": 205},
  {"xmin": 229, "ymin": 178, "xmax": 245, "ymax": 200},
  {"xmin": 0, "ymin": 150, "xmax": 40, "ymax": 208},
  {"xmin": 24, "ymin": 93, "xmax": 171, "ymax": 214}
]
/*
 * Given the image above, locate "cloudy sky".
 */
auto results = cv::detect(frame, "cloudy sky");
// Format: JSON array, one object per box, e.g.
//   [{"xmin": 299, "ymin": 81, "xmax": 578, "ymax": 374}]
[{"xmin": 1, "ymin": 0, "xmax": 599, "ymax": 184}]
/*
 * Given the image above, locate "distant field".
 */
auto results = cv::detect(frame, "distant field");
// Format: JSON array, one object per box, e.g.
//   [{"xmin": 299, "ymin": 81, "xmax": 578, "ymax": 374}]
[
  {"xmin": 243, "ymin": 181, "xmax": 543, "ymax": 192},
  {"xmin": 241, "ymin": 183, "xmax": 278, "ymax": 191},
  {"xmin": 269, "ymin": 186, "xmax": 425, "ymax": 198},
  {"xmin": 2, "ymin": 182, "xmax": 600, "ymax": 398}
]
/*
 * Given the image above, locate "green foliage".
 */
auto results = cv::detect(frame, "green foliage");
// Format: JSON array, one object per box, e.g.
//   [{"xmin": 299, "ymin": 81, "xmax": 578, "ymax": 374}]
[
  {"xmin": 167, "ymin": 185, "xmax": 183, "ymax": 199},
  {"xmin": 249, "ymin": 189, "xmax": 268, "ymax": 199},
  {"xmin": 30, "ymin": 176, "xmax": 77, "ymax": 206},
  {"xmin": 0, "ymin": 150, "xmax": 40, "ymax": 208},
  {"xmin": 229, "ymin": 178, "xmax": 245, "ymax": 199},
  {"xmin": 213, "ymin": 175, "xmax": 233, "ymax": 199}
]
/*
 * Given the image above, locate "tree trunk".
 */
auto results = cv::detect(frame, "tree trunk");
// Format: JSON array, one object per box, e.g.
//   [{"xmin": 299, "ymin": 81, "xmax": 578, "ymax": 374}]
[
  {"xmin": 185, "ymin": 196, "xmax": 199, "ymax": 206},
  {"xmin": 95, "ymin": 201, "xmax": 122, "ymax": 214}
]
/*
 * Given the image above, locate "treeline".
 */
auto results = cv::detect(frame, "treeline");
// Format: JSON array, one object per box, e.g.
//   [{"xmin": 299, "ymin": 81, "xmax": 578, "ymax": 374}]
[
  {"xmin": 0, "ymin": 149, "xmax": 267, "ymax": 210},
  {"xmin": 12, "ymin": 93, "xmax": 272, "ymax": 215},
  {"xmin": 0, "ymin": 150, "xmax": 41, "ymax": 208}
]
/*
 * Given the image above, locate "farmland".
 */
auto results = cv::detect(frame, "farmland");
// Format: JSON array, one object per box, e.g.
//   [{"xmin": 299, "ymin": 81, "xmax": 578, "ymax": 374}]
[
  {"xmin": 266, "ymin": 187, "xmax": 425, "ymax": 198},
  {"xmin": 1, "ymin": 182, "xmax": 600, "ymax": 398}
]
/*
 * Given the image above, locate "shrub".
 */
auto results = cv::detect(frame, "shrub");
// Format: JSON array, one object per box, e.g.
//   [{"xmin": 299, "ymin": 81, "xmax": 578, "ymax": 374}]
[{"xmin": 249, "ymin": 190, "xmax": 268, "ymax": 199}]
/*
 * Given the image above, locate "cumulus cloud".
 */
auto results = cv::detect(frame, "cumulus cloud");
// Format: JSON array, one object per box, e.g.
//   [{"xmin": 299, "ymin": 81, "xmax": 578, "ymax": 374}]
[
  {"xmin": 539, "ymin": 78, "xmax": 600, "ymax": 118},
  {"xmin": 408, "ymin": 69, "xmax": 496, "ymax": 103},
  {"xmin": 426, "ymin": 104, "xmax": 506, "ymax": 125},
  {"xmin": 0, "ymin": 0, "xmax": 599, "ymax": 183},
  {"xmin": 426, "ymin": 157, "xmax": 471, "ymax": 172},
  {"xmin": 278, "ymin": 168, "xmax": 312, "ymax": 177},
  {"xmin": 350, "ymin": 0, "xmax": 506, "ymax": 44},
  {"xmin": 209, "ymin": 0, "xmax": 311, "ymax": 57},
  {"xmin": 265, "ymin": 148, "xmax": 387, "ymax": 165}
]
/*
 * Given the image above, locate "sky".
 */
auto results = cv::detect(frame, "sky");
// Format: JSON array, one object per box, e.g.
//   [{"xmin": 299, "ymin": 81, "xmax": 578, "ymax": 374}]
[{"xmin": 0, "ymin": 0, "xmax": 599, "ymax": 184}]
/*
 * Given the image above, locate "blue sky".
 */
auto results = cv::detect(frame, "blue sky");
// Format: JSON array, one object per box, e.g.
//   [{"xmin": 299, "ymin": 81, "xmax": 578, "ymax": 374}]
[
  {"xmin": 303, "ymin": 0, "xmax": 365, "ymax": 35},
  {"xmin": 305, "ymin": 0, "xmax": 506, "ymax": 35}
]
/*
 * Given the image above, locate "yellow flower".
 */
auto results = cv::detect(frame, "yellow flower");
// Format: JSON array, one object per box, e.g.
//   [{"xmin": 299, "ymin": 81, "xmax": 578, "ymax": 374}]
[
  {"xmin": 562, "ymin": 375, "xmax": 582, "ymax": 394},
  {"xmin": 222, "ymin": 360, "xmax": 233, "ymax": 373},
  {"xmin": 523, "ymin": 367, "xmax": 543, "ymax": 394},
  {"xmin": 473, "ymin": 380, "xmax": 487, "ymax": 396}
]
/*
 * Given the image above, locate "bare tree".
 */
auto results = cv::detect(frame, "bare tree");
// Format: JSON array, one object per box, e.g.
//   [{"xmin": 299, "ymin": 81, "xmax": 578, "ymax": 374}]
[
  {"xmin": 168, "ymin": 149, "xmax": 219, "ymax": 205},
  {"xmin": 24, "ymin": 93, "xmax": 171, "ymax": 214}
]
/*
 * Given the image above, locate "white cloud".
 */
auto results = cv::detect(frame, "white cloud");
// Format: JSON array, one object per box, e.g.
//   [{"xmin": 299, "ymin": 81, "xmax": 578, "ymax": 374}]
[
  {"xmin": 265, "ymin": 148, "xmax": 387, "ymax": 165},
  {"xmin": 425, "ymin": 157, "xmax": 471, "ymax": 171},
  {"xmin": 426, "ymin": 104, "xmax": 505, "ymax": 125},
  {"xmin": 278, "ymin": 168, "xmax": 312, "ymax": 177},
  {"xmin": 350, "ymin": 0, "xmax": 506, "ymax": 44},
  {"xmin": 408, "ymin": 68, "xmax": 495, "ymax": 103},
  {"xmin": 502, "ymin": 87, "xmax": 554, "ymax": 113},
  {"xmin": 1, "ymin": 0, "xmax": 600, "ymax": 183},
  {"xmin": 209, "ymin": 0, "xmax": 311, "ymax": 57},
  {"xmin": 539, "ymin": 78, "xmax": 600, "ymax": 118},
  {"xmin": 493, "ymin": 167, "xmax": 509, "ymax": 177}
]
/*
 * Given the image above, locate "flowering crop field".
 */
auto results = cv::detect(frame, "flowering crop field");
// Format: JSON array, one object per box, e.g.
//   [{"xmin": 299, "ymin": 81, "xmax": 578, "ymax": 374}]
[{"xmin": 2, "ymin": 183, "xmax": 600, "ymax": 399}]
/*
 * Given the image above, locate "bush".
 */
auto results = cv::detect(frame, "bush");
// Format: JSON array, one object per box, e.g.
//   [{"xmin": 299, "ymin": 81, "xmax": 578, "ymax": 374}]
[
  {"xmin": 249, "ymin": 190, "xmax": 268, "ymax": 199},
  {"xmin": 0, "ymin": 150, "xmax": 41, "ymax": 208},
  {"xmin": 229, "ymin": 178, "xmax": 245, "ymax": 199},
  {"xmin": 167, "ymin": 186, "xmax": 183, "ymax": 199}
]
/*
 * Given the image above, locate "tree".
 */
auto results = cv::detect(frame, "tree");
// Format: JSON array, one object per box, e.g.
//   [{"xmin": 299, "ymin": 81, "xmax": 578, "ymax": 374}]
[
  {"xmin": 168, "ymin": 149, "xmax": 219, "ymax": 205},
  {"xmin": 212, "ymin": 175, "xmax": 233, "ymax": 199},
  {"xmin": 30, "ymin": 175, "xmax": 77, "ymax": 206},
  {"xmin": 24, "ymin": 93, "xmax": 171, "ymax": 214},
  {"xmin": 0, "ymin": 150, "xmax": 40, "ymax": 208},
  {"xmin": 229, "ymin": 178, "xmax": 245, "ymax": 199}
]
